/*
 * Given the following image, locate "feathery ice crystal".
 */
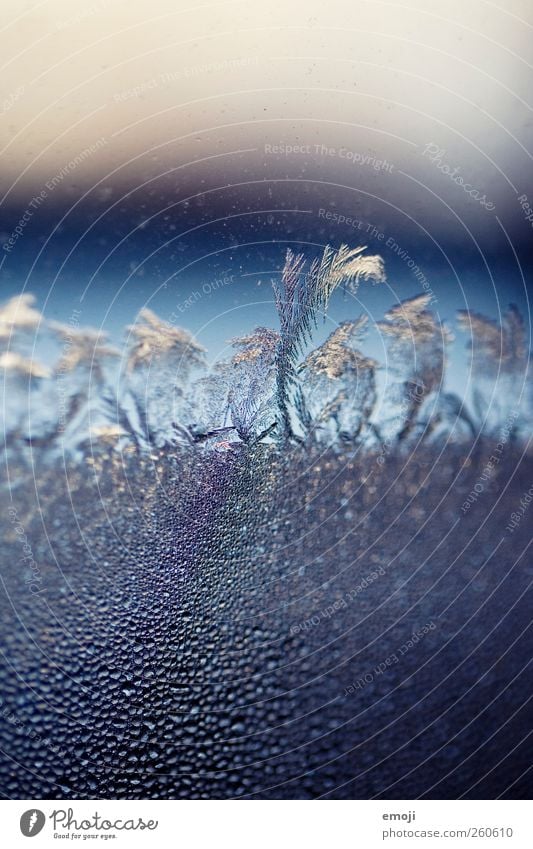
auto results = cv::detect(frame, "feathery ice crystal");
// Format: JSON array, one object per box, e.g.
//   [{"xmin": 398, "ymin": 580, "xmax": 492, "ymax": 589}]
[{"xmin": 0, "ymin": 246, "xmax": 530, "ymax": 460}]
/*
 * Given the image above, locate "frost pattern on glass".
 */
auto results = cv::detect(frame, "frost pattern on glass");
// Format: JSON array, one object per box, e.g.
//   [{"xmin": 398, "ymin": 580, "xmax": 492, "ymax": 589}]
[
  {"xmin": 458, "ymin": 305, "xmax": 530, "ymax": 439},
  {"xmin": 0, "ymin": 247, "xmax": 529, "ymax": 516},
  {"xmin": 297, "ymin": 317, "xmax": 378, "ymax": 445},
  {"xmin": 123, "ymin": 308, "xmax": 206, "ymax": 449},
  {"xmin": 0, "ymin": 246, "xmax": 531, "ymax": 800},
  {"xmin": 0, "ymin": 248, "xmax": 531, "ymax": 458}
]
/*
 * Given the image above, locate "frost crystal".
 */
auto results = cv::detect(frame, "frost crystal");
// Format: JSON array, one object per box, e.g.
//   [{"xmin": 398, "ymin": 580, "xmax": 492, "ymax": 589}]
[
  {"xmin": 458, "ymin": 305, "xmax": 529, "ymax": 437},
  {"xmin": 47, "ymin": 324, "xmax": 121, "ymax": 453},
  {"xmin": 0, "ymin": 293, "xmax": 42, "ymax": 336},
  {"xmin": 272, "ymin": 244, "xmax": 385, "ymax": 440},
  {"xmin": 377, "ymin": 294, "xmax": 452, "ymax": 442},
  {"xmin": 298, "ymin": 317, "xmax": 378, "ymax": 444},
  {"xmin": 0, "ymin": 253, "xmax": 530, "ymax": 459},
  {"xmin": 0, "ymin": 351, "xmax": 50, "ymax": 443},
  {"xmin": 124, "ymin": 309, "xmax": 206, "ymax": 447},
  {"xmin": 227, "ymin": 327, "xmax": 279, "ymax": 443},
  {"xmin": 186, "ymin": 327, "xmax": 279, "ymax": 445}
]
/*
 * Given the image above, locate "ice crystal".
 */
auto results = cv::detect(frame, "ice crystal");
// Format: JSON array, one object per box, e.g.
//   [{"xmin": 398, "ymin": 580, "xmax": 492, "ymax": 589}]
[
  {"xmin": 0, "ymin": 351, "xmax": 49, "ymax": 379},
  {"xmin": 298, "ymin": 317, "xmax": 378, "ymax": 444},
  {"xmin": 272, "ymin": 244, "xmax": 385, "ymax": 440},
  {"xmin": 185, "ymin": 362, "xmax": 234, "ymax": 438},
  {"xmin": 186, "ymin": 327, "xmax": 279, "ymax": 444},
  {"xmin": 124, "ymin": 309, "xmax": 206, "ymax": 447},
  {"xmin": 458, "ymin": 305, "xmax": 529, "ymax": 436},
  {"xmin": 0, "ymin": 351, "xmax": 50, "ymax": 442},
  {"xmin": 52, "ymin": 324, "xmax": 120, "ymax": 378},
  {"xmin": 126, "ymin": 308, "xmax": 205, "ymax": 375},
  {"xmin": 45, "ymin": 324, "xmax": 121, "ymax": 453},
  {"xmin": 227, "ymin": 327, "xmax": 279, "ymax": 443},
  {"xmin": 0, "ymin": 293, "xmax": 42, "ymax": 336},
  {"xmin": 229, "ymin": 326, "xmax": 280, "ymax": 365},
  {"xmin": 457, "ymin": 305, "xmax": 527, "ymax": 374},
  {"xmin": 0, "ymin": 254, "xmax": 530, "ymax": 459},
  {"xmin": 377, "ymin": 294, "xmax": 452, "ymax": 442}
]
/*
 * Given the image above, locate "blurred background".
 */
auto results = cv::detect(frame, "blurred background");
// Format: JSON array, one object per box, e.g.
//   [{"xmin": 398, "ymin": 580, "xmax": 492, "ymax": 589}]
[{"xmin": 1, "ymin": 0, "xmax": 532, "ymax": 370}]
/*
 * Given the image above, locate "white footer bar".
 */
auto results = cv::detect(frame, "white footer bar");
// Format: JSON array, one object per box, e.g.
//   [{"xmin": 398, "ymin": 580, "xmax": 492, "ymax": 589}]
[{"xmin": 2, "ymin": 799, "xmax": 531, "ymax": 848}]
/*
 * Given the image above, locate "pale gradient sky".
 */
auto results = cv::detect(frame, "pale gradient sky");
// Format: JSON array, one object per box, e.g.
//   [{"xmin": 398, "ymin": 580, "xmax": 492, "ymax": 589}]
[{"xmin": 1, "ymin": 0, "xmax": 532, "ymax": 230}]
